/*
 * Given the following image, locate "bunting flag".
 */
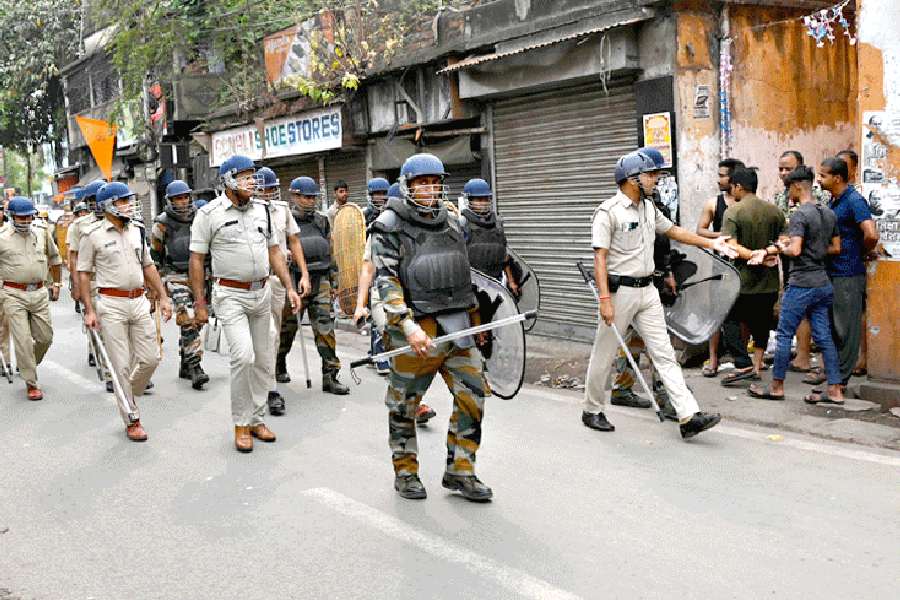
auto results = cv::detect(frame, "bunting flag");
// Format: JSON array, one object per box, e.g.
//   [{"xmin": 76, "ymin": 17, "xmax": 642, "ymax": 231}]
[
  {"xmin": 75, "ymin": 116, "xmax": 118, "ymax": 181},
  {"xmin": 803, "ymin": 0, "xmax": 856, "ymax": 48}
]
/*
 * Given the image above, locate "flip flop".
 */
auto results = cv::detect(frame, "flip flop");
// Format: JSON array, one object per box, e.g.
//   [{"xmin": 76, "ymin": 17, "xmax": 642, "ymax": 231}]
[
  {"xmin": 721, "ymin": 369, "xmax": 760, "ymax": 387},
  {"xmin": 702, "ymin": 365, "xmax": 719, "ymax": 378},
  {"xmin": 787, "ymin": 364, "xmax": 812, "ymax": 373},
  {"xmin": 803, "ymin": 391, "xmax": 845, "ymax": 405},
  {"xmin": 747, "ymin": 384, "xmax": 785, "ymax": 401},
  {"xmin": 852, "ymin": 367, "xmax": 867, "ymax": 377}
]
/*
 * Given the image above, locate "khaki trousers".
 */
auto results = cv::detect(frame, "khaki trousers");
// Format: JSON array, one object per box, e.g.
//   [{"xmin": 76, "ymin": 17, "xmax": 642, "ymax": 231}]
[
  {"xmin": 95, "ymin": 295, "xmax": 159, "ymax": 415},
  {"xmin": 212, "ymin": 283, "xmax": 273, "ymax": 426},
  {"xmin": 268, "ymin": 275, "xmax": 286, "ymax": 389},
  {"xmin": 0, "ymin": 288, "xmax": 53, "ymax": 387},
  {"xmin": 583, "ymin": 285, "xmax": 700, "ymax": 420},
  {"xmin": 0, "ymin": 301, "xmax": 11, "ymax": 366}
]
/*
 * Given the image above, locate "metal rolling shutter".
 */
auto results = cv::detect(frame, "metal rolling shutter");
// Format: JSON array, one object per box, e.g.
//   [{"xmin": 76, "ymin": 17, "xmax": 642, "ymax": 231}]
[
  {"xmin": 269, "ymin": 159, "xmax": 319, "ymax": 203},
  {"xmin": 493, "ymin": 82, "xmax": 637, "ymax": 337},
  {"xmin": 325, "ymin": 151, "xmax": 368, "ymax": 208},
  {"xmin": 444, "ymin": 162, "xmax": 483, "ymax": 204}
]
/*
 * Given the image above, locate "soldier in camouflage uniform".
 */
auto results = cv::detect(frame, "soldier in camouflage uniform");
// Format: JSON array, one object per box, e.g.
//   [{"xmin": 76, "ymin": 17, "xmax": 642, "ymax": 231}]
[
  {"xmin": 370, "ymin": 153, "xmax": 493, "ymax": 503},
  {"xmin": 279, "ymin": 176, "xmax": 348, "ymax": 395},
  {"xmin": 150, "ymin": 180, "xmax": 210, "ymax": 390},
  {"xmin": 774, "ymin": 150, "xmax": 829, "ymax": 221}
]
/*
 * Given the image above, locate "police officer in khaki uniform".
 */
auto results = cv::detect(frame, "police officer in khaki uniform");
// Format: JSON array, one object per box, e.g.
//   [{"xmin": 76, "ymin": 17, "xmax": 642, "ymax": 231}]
[
  {"xmin": 254, "ymin": 167, "xmax": 310, "ymax": 416},
  {"xmin": 583, "ymin": 151, "xmax": 763, "ymax": 439},
  {"xmin": 78, "ymin": 182, "xmax": 172, "ymax": 442},
  {"xmin": 0, "ymin": 197, "xmax": 63, "ymax": 400},
  {"xmin": 189, "ymin": 155, "xmax": 302, "ymax": 453},
  {"xmin": 67, "ymin": 179, "xmax": 112, "ymax": 386}
]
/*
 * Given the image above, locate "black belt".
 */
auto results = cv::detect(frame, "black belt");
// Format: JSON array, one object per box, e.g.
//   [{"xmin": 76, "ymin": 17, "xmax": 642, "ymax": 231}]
[{"xmin": 609, "ymin": 274, "xmax": 654, "ymax": 288}]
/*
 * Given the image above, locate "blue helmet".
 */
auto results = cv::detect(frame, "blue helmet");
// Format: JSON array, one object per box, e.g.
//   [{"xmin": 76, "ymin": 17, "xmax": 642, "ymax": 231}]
[
  {"xmin": 367, "ymin": 177, "xmax": 390, "ymax": 194},
  {"xmin": 219, "ymin": 155, "xmax": 256, "ymax": 192},
  {"xmin": 73, "ymin": 202, "xmax": 90, "ymax": 215},
  {"xmin": 82, "ymin": 179, "xmax": 108, "ymax": 216},
  {"xmin": 387, "ymin": 183, "xmax": 401, "ymax": 200},
  {"xmin": 8, "ymin": 196, "xmax": 37, "ymax": 216},
  {"xmin": 614, "ymin": 151, "xmax": 656, "ymax": 185},
  {"xmin": 193, "ymin": 199, "xmax": 209, "ymax": 210},
  {"xmin": 290, "ymin": 176, "xmax": 319, "ymax": 196},
  {"xmin": 255, "ymin": 167, "xmax": 279, "ymax": 189},
  {"xmin": 8, "ymin": 196, "xmax": 36, "ymax": 234},
  {"xmin": 97, "ymin": 182, "xmax": 136, "ymax": 222},
  {"xmin": 399, "ymin": 153, "xmax": 447, "ymax": 216},
  {"xmin": 463, "ymin": 178, "xmax": 492, "ymax": 199},
  {"xmin": 165, "ymin": 179, "xmax": 192, "ymax": 199},
  {"xmin": 66, "ymin": 186, "xmax": 84, "ymax": 202},
  {"xmin": 637, "ymin": 147, "xmax": 666, "ymax": 170}
]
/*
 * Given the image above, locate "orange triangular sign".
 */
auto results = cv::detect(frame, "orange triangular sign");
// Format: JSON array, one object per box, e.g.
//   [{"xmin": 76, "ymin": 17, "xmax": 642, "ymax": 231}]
[{"xmin": 75, "ymin": 116, "xmax": 118, "ymax": 181}]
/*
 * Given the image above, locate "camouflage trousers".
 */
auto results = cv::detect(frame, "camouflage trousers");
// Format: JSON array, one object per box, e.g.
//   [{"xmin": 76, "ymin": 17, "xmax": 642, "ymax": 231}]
[
  {"xmin": 164, "ymin": 277, "xmax": 202, "ymax": 369},
  {"xmin": 612, "ymin": 328, "xmax": 660, "ymax": 394},
  {"xmin": 277, "ymin": 275, "xmax": 340, "ymax": 374},
  {"xmin": 384, "ymin": 316, "xmax": 488, "ymax": 477}
]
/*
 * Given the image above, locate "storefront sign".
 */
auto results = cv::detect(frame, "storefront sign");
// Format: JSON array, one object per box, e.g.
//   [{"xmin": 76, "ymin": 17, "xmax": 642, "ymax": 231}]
[
  {"xmin": 642, "ymin": 112, "xmax": 673, "ymax": 168},
  {"xmin": 210, "ymin": 107, "xmax": 342, "ymax": 166}
]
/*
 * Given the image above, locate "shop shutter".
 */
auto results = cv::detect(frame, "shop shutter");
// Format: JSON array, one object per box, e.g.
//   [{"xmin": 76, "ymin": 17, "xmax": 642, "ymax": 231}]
[
  {"xmin": 493, "ymin": 82, "xmax": 637, "ymax": 338},
  {"xmin": 269, "ymin": 159, "xmax": 319, "ymax": 204},
  {"xmin": 325, "ymin": 151, "xmax": 368, "ymax": 208},
  {"xmin": 444, "ymin": 162, "xmax": 483, "ymax": 204}
]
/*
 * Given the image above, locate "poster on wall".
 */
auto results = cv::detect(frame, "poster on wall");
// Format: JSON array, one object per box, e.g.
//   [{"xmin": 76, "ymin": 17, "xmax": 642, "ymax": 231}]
[
  {"xmin": 861, "ymin": 111, "xmax": 900, "ymax": 257},
  {"xmin": 642, "ymin": 112, "xmax": 673, "ymax": 168}
]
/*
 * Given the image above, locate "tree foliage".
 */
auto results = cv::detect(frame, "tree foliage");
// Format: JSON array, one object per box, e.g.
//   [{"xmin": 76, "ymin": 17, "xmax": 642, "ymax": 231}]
[{"xmin": 0, "ymin": 0, "xmax": 82, "ymax": 158}]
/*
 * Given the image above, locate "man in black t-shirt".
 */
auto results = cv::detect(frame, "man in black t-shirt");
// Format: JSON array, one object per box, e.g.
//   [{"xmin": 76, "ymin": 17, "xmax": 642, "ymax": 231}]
[{"xmin": 748, "ymin": 166, "xmax": 844, "ymax": 404}]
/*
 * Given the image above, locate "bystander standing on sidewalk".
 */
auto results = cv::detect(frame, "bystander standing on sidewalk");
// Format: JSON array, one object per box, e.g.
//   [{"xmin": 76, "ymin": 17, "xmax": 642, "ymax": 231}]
[
  {"xmin": 719, "ymin": 168, "xmax": 785, "ymax": 387},
  {"xmin": 746, "ymin": 166, "xmax": 844, "ymax": 404},
  {"xmin": 816, "ymin": 157, "xmax": 879, "ymax": 394}
]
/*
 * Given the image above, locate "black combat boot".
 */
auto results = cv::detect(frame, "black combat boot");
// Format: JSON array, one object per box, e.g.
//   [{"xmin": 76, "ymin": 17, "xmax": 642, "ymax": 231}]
[
  {"xmin": 179, "ymin": 362, "xmax": 191, "ymax": 380},
  {"xmin": 680, "ymin": 412, "xmax": 722, "ymax": 439},
  {"xmin": 88, "ymin": 353, "xmax": 96, "ymax": 367},
  {"xmin": 610, "ymin": 388, "xmax": 652, "ymax": 409},
  {"xmin": 267, "ymin": 391, "xmax": 286, "ymax": 416},
  {"xmin": 322, "ymin": 371, "xmax": 349, "ymax": 395},
  {"xmin": 191, "ymin": 365, "xmax": 209, "ymax": 390},
  {"xmin": 394, "ymin": 474, "xmax": 427, "ymax": 499},
  {"xmin": 275, "ymin": 353, "xmax": 290, "ymax": 383},
  {"xmin": 442, "ymin": 473, "xmax": 493, "ymax": 502}
]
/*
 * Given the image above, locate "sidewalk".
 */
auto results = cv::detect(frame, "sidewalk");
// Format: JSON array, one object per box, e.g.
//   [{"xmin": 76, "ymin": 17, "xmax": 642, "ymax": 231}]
[{"xmin": 524, "ymin": 334, "xmax": 900, "ymax": 451}]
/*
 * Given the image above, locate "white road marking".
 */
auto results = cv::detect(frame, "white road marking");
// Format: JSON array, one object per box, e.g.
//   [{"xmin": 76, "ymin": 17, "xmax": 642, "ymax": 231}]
[
  {"xmin": 43, "ymin": 359, "xmax": 101, "ymax": 390},
  {"xmin": 302, "ymin": 487, "xmax": 583, "ymax": 600}
]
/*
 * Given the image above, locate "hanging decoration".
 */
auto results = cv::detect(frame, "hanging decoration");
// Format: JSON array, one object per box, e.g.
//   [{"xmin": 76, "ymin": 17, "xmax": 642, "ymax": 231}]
[
  {"xmin": 719, "ymin": 37, "xmax": 733, "ymax": 159},
  {"xmin": 802, "ymin": 0, "xmax": 856, "ymax": 48}
]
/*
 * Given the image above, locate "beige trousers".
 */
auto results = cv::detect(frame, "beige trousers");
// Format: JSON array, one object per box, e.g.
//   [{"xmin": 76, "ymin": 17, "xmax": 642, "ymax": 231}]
[
  {"xmin": 212, "ymin": 283, "xmax": 273, "ymax": 426},
  {"xmin": 95, "ymin": 294, "xmax": 160, "ymax": 419},
  {"xmin": 0, "ymin": 288, "xmax": 53, "ymax": 387},
  {"xmin": 268, "ymin": 275, "xmax": 286, "ymax": 389},
  {"xmin": 583, "ymin": 285, "xmax": 700, "ymax": 420},
  {"xmin": 0, "ymin": 300, "xmax": 11, "ymax": 366}
]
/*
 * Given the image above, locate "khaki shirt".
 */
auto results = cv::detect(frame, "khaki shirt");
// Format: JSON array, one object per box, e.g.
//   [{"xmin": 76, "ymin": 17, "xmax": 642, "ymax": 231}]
[
  {"xmin": 591, "ymin": 190, "xmax": 673, "ymax": 278},
  {"xmin": 269, "ymin": 200, "xmax": 300, "ymax": 255},
  {"xmin": 67, "ymin": 213, "xmax": 101, "ymax": 255},
  {"xmin": 0, "ymin": 222, "xmax": 62, "ymax": 284},
  {"xmin": 77, "ymin": 220, "xmax": 153, "ymax": 289},
  {"xmin": 189, "ymin": 195, "xmax": 278, "ymax": 281}
]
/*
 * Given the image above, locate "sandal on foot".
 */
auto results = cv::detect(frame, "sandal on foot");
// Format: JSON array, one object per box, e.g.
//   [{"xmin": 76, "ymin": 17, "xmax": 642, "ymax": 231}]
[
  {"xmin": 802, "ymin": 372, "xmax": 827, "ymax": 386},
  {"xmin": 702, "ymin": 365, "xmax": 719, "ymax": 378},
  {"xmin": 747, "ymin": 384, "xmax": 785, "ymax": 401},
  {"xmin": 851, "ymin": 367, "xmax": 867, "ymax": 377},
  {"xmin": 787, "ymin": 363, "xmax": 812, "ymax": 373},
  {"xmin": 721, "ymin": 369, "xmax": 760, "ymax": 387}
]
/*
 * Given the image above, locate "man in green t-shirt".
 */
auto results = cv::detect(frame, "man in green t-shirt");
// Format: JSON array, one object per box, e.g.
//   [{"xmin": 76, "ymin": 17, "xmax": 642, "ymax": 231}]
[{"xmin": 720, "ymin": 168, "xmax": 785, "ymax": 386}]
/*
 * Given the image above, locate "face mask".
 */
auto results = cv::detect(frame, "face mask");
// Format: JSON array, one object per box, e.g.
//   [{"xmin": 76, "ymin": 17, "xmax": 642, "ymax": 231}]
[{"xmin": 13, "ymin": 219, "xmax": 32, "ymax": 234}]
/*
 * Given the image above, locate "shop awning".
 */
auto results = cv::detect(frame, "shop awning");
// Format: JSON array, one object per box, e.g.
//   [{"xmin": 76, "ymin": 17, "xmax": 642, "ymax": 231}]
[
  {"xmin": 438, "ymin": 12, "xmax": 651, "ymax": 74},
  {"xmin": 371, "ymin": 135, "xmax": 475, "ymax": 171}
]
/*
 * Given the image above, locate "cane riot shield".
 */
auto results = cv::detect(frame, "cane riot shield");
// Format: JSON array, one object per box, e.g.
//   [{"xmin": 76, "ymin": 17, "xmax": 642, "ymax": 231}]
[
  {"xmin": 663, "ymin": 243, "xmax": 741, "ymax": 345},
  {"xmin": 332, "ymin": 203, "xmax": 367, "ymax": 316},
  {"xmin": 471, "ymin": 269, "xmax": 526, "ymax": 400},
  {"xmin": 505, "ymin": 248, "xmax": 540, "ymax": 332}
]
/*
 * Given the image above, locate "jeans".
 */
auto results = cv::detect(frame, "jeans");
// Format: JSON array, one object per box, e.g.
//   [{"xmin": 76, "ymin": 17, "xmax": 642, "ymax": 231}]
[{"xmin": 773, "ymin": 284, "xmax": 841, "ymax": 385}]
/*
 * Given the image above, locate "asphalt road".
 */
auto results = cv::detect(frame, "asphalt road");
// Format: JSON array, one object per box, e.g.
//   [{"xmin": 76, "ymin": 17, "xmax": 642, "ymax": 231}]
[{"xmin": 2, "ymin": 294, "xmax": 898, "ymax": 599}]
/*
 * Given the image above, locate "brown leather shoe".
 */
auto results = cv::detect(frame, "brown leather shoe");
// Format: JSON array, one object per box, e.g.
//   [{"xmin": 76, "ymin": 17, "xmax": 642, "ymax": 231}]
[
  {"xmin": 26, "ymin": 385, "xmax": 44, "ymax": 401},
  {"xmin": 126, "ymin": 420, "xmax": 148, "ymax": 442},
  {"xmin": 235, "ymin": 425, "xmax": 253, "ymax": 453},
  {"xmin": 250, "ymin": 423, "xmax": 276, "ymax": 442}
]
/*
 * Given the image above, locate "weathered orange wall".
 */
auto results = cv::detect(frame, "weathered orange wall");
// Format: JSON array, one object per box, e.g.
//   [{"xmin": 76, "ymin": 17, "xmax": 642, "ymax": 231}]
[
  {"xmin": 673, "ymin": 3, "xmax": 720, "ymax": 232},
  {"xmin": 729, "ymin": 5, "xmax": 858, "ymax": 201}
]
